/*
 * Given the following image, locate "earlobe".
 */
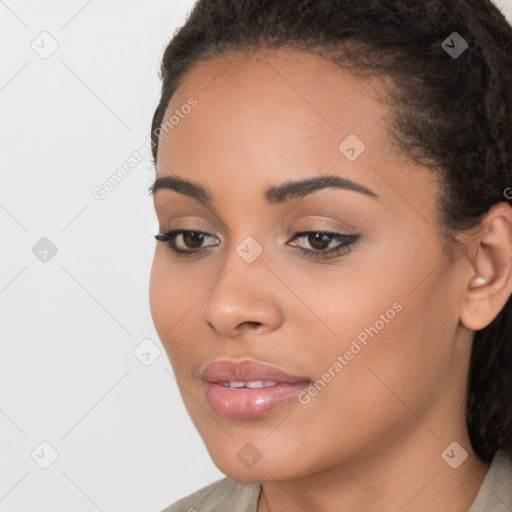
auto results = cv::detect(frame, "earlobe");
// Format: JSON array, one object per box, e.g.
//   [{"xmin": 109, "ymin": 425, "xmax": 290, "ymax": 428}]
[
  {"xmin": 469, "ymin": 276, "xmax": 488, "ymax": 288},
  {"xmin": 460, "ymin": 202, "xmax": 512, "ymax": 332}
]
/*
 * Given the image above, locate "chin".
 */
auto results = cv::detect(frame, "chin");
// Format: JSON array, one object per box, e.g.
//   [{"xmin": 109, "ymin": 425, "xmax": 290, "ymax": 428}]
[{"xmin": 205, "ymin": 442, "xmax": 309, "ymax": 484}]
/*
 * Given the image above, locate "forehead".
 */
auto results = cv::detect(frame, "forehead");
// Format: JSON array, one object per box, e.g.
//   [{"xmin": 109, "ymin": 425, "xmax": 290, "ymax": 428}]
[
  {"xmin": 154, "ymin": 48, "xmax": 438, "ymax": 222},
  {"xmin": 158, "ymin": 48, "xmax": 392, "ymax": 170},
  {"xmin": 166, "ymin": 47, "xmax": 388, "ymax": 129}
]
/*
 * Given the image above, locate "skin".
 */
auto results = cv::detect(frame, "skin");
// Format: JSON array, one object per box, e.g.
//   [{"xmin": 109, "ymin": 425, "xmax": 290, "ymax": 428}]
[{"xmin": 149, "ymin": 48, "xmax": 512, "ymax": 512}]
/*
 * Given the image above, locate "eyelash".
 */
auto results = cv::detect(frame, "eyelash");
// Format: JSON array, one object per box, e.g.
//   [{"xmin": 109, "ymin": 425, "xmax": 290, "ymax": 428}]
[{"xmin": 154, "ymin": 228, "xmax": 360, "ymax": 260}]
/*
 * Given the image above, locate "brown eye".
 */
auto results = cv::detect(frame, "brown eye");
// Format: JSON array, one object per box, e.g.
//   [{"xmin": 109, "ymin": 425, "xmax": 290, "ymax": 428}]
[
  {"xmin": 181, "ymin": 231, "xmax": 206, "ymax": 249},
  {"xmin": 154, "ymin": 229, "xmax": 219, "ymax": 255},
  {"xmin": 288, "ymin": 231, "xmax": 360, "ymax": 260},
  {"xmin": 305, "ymin": 232, "xmax": 332, "ymax": 251}
]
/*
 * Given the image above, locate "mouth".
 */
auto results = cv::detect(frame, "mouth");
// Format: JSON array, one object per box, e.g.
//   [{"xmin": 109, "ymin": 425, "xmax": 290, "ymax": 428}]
[
  {"xmin": 216, "ymin": 380, "xmax": 282, "ymax": 388},
  {"xmin": 201, "ymin": 359, "xmax": 311, "ymax": 419}
]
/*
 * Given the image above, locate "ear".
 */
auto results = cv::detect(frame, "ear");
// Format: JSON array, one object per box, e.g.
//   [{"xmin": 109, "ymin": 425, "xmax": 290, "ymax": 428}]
[{"xmin": 460, "ymin": 202, "xmax": 512, "ymax": 331}]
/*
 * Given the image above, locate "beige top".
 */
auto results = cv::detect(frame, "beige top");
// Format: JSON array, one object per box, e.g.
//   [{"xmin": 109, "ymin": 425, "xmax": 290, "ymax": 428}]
[{"xmin": 160, "ymin": 449, "xmax": 512, "ymax": 512}]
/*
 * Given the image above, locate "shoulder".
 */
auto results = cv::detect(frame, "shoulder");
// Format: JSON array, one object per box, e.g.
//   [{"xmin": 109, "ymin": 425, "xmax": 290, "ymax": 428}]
[
  {"xmin": 468, "ymin": 449, "xmax": 512, "ymax": 512},
  {"xmin": 158, "ymin": 476, "xmax": 262, "ymax": 512}
]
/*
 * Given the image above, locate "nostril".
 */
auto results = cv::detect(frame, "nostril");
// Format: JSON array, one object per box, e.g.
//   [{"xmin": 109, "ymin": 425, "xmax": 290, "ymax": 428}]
[{"xmin": 240, "ymin": 321, "xmax": 263, "ymax": 329}]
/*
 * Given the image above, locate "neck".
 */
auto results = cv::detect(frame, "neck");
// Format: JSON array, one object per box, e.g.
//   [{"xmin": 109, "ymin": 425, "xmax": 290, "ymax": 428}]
[{"xmin": 257, "ymin": 426, "xmax": 489, "ymax": 512}]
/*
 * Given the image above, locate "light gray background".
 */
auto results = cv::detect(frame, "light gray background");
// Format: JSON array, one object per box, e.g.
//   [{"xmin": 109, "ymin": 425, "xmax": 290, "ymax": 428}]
[{"xmin": 1, "ymin": 1, "xmax": 511, "ymax": 511}]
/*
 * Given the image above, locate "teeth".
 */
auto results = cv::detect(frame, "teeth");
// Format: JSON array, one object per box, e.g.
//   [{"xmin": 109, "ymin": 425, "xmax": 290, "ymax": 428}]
[
  {"xmin": 217, "ymin": 380, "xmax": 278, "ymax": 388},
  {"xmin": 245, "ymin": 380, "xmax": 264, "ymax": 388}
]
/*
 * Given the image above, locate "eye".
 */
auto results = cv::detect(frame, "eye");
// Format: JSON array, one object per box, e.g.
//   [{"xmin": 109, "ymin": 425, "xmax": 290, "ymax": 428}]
[
  {"xmin": 155, "ymin": 228, "xmax": 359, "ymax": 261},
  {"xmin": 287, "ymin": 231, "xmax": 360, "ymax": 260},
  {"xmin": 154, "ymin": 229, "xmax": 219, "ymax": 256}
]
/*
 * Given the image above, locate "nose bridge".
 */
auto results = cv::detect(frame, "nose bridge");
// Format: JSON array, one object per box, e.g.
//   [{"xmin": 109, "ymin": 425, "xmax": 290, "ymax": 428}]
[
  {"xmin": 209, "ymin": 233, "xmax": 269, "ymax": 303},
  {"xmin": 215, "ymin": 223, "xmax": 267, "ymax": 274},
  {"xmin": 201, "ymin": 232, "xmax": 283, "ymax": 335}
]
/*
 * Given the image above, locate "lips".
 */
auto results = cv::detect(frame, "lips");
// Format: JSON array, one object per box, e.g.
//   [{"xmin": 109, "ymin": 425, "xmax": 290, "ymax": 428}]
[
  {"xmin": 202, "ymin": 359, "xmax": 311, "ymax": 419},
  {"xmin": 202, "ymin": 359, "xmax": 310, "ymax": 384}
]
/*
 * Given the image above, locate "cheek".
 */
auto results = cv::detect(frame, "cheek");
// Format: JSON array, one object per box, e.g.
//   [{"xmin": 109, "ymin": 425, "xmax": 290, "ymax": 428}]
[
  {"xmin": 148, "ymin": 252, "xmax": 169, "ymax": 334},
  {"xmin": 148, "ymin": 252, "xmax": 186, "ymax": 350},
  {"xmin": 319, "ymin": 268, "xmax": 459, "ymax": 426},
  {"xmin": 149, "ymin": 251, "xmax": 209, "ymax": 370},
  {"xmin": 301, "ymin": 237, "xmax": 458, "ymax": 412}
]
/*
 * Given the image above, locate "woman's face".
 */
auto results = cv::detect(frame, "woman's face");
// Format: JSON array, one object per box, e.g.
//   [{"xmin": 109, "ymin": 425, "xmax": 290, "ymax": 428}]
[{"xmin": 150, "ymin": 49, "xmax": 472, "ymax": 482}]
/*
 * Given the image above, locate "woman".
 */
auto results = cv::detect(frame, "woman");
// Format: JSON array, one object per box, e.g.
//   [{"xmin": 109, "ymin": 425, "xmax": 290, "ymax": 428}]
[{"xmin": 148, "ymin": 0, "xmax": 512, "ymax": 510}]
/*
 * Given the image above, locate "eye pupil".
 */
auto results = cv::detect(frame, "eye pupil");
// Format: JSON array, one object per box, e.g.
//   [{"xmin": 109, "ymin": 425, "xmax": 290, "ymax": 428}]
[
  {"xmin": 309, "ymin": 232, "xmax": 331, "ymax": 250},
  {"xmin": 184, "ymin": 231, "xmax": 204, "ymax": 248}
]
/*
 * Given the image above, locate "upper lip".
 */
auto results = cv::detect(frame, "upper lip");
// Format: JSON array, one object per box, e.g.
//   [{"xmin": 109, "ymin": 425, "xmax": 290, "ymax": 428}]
[{"xmin": 202, "ymin": 359, "xmax": 310, "ymax": 384}]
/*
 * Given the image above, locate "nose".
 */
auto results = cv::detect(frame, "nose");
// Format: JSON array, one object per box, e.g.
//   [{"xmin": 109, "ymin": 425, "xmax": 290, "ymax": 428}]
[{"xmin": 201, "ymin": 245, "xmax": 284, "ymax": 337}]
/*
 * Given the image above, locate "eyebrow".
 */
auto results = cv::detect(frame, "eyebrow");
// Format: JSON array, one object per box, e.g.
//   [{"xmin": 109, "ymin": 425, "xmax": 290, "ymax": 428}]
[{"xmin": 149, "ymin": 174, "xmax": 378, "ymax": 204}]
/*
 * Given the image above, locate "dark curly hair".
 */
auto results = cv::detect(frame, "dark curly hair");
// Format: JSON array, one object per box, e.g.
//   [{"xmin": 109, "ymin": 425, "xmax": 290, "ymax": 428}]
[{"xmin": 150, "ymin": 0, "xmax": 512, "ymax": 464}]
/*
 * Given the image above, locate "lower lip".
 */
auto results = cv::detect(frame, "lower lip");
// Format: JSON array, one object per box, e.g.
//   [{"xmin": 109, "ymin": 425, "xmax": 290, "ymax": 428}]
[{"xmin": 204, "ymin": 381, "xmax": 310, "ymax": 419}]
